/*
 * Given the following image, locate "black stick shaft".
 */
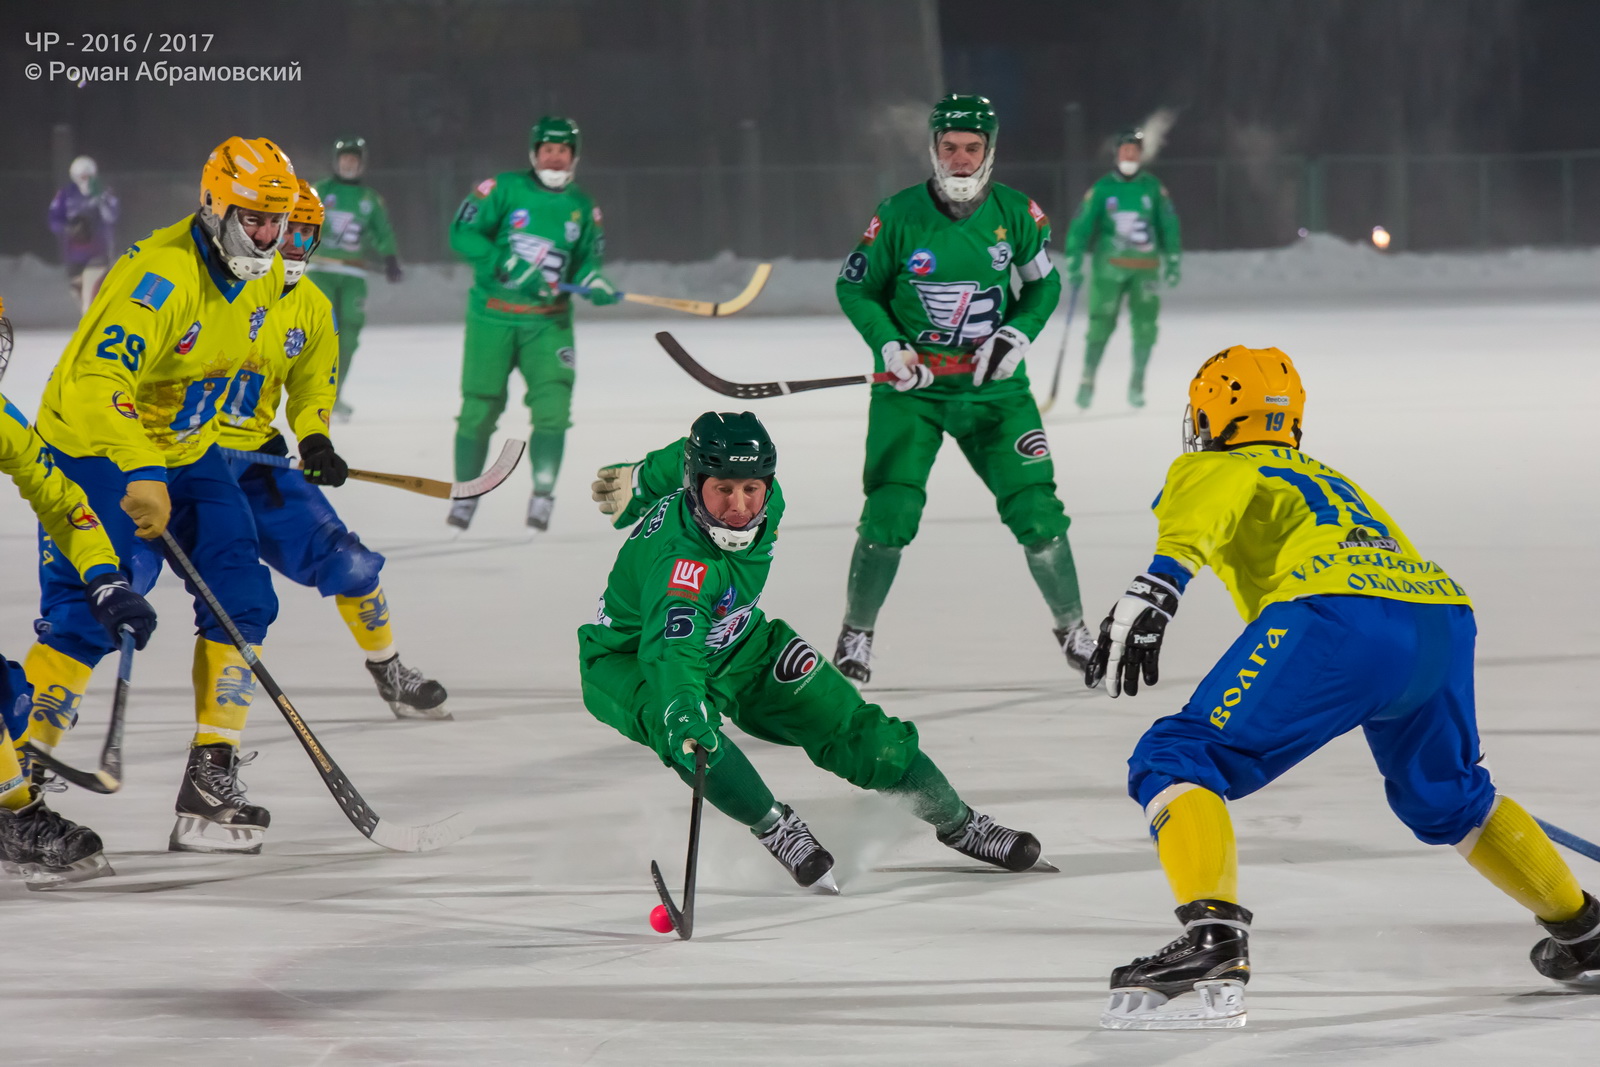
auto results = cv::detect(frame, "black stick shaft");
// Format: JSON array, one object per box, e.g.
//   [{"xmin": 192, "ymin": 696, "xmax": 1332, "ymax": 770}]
[
  {"xmin": 99, "ymin": 627, "xmax": 134, "ymax": 783},
  {"xmin": 681, "ymin": 744, "xmax": 708, "ymax": 939},
  {"xmin": 1047, "ymin": 282, "xmax": 1082, "ymax": 406}
]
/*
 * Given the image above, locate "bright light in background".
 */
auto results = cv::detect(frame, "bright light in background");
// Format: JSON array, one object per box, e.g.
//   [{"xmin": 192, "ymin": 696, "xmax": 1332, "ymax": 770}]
[{"xmin": 1371, "ymin": 225, "xmax": 1392, "ymax": 250}]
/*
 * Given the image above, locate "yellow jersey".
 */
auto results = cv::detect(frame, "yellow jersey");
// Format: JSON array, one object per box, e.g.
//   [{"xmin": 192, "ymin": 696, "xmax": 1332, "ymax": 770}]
[
  {"xmin": 1, "ymin": 392, "xmax": 120, "ymax": 582},
  {"xmin": 1151, "ymin": 445, "xmax": 1470, "ymax": 622},
  {"xmin": 35, "ymin": 216, "xmax": 286, "ymax": 478},
  {"xmin": 216, "ymin": 276, "xmax": 338, "ymax": 451}
]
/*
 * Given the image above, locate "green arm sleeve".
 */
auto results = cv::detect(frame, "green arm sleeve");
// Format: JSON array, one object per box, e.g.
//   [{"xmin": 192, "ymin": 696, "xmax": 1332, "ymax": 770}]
[
  {"xmin": 364, "ymin": 191, "xmax": 399, "ymax": 258},
  {"xmin": 1156, "ymin": 184, "xmax": 1183, "ymax": 258},
  {"xmin": 636, "ymin": 553, "xmax": 719, "ymax": 728},
  {"xmin": 568, "ymin": 199, "xmax": 606, "ymax": 284},
  {"xmin": 1004, "ymin": 216, "xmax": 1063, "ymax": 341},
  {"xmin": 1064, "ymin": 186, "xmax": 1101, "ymax": 261},
  {"xmin": 448, "ymin": 182, "xmax": 503, "ymax": 287},
  {"xmin": 835, "ymin": 205, "xmax": 907, "ymax": 353},
  {"xmin": 610, "ymin": 438, "xmax": 688, "ymax": 529}
]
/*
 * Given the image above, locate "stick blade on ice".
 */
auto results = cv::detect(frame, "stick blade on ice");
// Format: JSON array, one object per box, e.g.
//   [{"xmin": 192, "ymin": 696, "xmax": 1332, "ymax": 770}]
[{"xmin": 366, "ymin": 811, "xmax": 475, "ymax": 853}]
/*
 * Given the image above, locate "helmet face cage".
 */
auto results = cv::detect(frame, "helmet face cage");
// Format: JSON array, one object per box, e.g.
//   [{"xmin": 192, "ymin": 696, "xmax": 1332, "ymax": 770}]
[
  {"xmin": 929, "ymin": 95, "xmax": 999, "ymax": 203},
  {"xmin": 0, "ymin": 313, "xmax": 13, "ymax": 384},
  {"xmin": 682, "ymin": 412, "xmax": 777, "ymax": 552},
  {"xmin": 201, "ymin": 199, "xmax": 288, "ymax": 282}
]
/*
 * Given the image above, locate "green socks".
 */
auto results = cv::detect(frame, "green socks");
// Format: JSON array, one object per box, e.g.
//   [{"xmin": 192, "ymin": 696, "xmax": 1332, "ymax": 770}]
[
  {"xmin": 529, "ymin": 428, "xmax": 566, "ymax": 496},
  {"xmin": 881, "ymin": 752, "xmax": 968, "ymax": 836},
  {"xmin": 1024, "ymin": 534, "xmax": 1084, "ymax": 630},
  {"xmin": 1130, "ymin": 344, "xmax": 1153, "ymax": 393},
  {"xmin": 843, "ymin": 539, "xmax": 903, "ymax": 631},
  {"xmin": 671, "ymin": 736, "xmax": 777, "ymax": 828}
]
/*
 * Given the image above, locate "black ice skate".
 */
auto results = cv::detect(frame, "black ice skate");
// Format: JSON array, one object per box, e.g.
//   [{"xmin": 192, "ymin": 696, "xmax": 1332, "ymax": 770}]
[
  {"xmin": 1102, "ymin": 899, "xmax": 1251, "ymax": 1030},
  {"xmin": 526, "ymin": 493, "xmax": 555, "ymax": 532},
  {"xmin": 833, "ymin": 624, "xmax": 873, "ymax": 685},
  {"xmin": 169, "ymin": 743, "xmax": 271, "ymax": 854},
  {"xmin": 937, "ymin": 809, "xmax": 1049, "ymax": 872},
  {"xmin": 0, "ymin": 787, "xmax": 113, "ymax": 889},
  {"xmin": 446, "ymin": 497, "xmax": 479, "ymax": 530},
  {"xmin": 1531, "ymin": 890, "xmax": 1600, "ymax": 988},
  {"xmin": 367, "ymin": 653, "xmax": 451, "ymax": 720},
  {"xmin": 1054, "ymin": 622, "xmax": 1097, "ymax": 673},
  {"xmin": 755, "ymin": 804, "xmax": 838, "ymax": 894}
]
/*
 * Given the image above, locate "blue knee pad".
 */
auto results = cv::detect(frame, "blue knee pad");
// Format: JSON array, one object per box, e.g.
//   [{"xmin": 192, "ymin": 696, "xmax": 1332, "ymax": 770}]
[
  {"xmin": 0, "ymin": 655, "xmax": 31, "ymax": 743},
  {"xmin": 233, "ymin": 455, "xmax": 385, "ymax": 598}
]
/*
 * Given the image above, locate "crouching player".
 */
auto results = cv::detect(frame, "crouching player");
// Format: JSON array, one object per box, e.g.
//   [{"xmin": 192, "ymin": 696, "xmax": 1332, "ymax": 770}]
[
  {"xmin": 218, "ymin": 179, "xmax": 448, "ymax": 719},
  {"xmin": 1086, "ymin": 345, "xmax": 1599, "ymax": 1029},
  {"xmin": 582, "ymin": 412, "xmax": 1048, "ymax": 892},
  {"xmin": 0, "ymin": 296, "xmax": 158, "ymax": 886}
]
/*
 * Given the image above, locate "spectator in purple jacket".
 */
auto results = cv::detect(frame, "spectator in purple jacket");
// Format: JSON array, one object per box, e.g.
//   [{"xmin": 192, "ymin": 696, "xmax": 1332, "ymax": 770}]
[{"xmin": 47, "ymin": 156, "xmax": 120, "ymax": 315}]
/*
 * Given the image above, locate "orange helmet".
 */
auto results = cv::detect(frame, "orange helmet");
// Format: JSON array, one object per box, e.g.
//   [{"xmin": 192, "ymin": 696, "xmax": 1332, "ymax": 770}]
[
  {"xmin": 289, "ymin": 177, "xmax": 324, "ymax": 227},
  {"xmin": 1183, "ymin": 345, "xmax": 1305, "ymax": 452},
  {"xmin": 197, "ymin": 137, "xmax": 297, "ymax": 282},
  {"xmin": 281, "ymin": 178, "xmax": 324, "ymax": 287},
  {"xmin": 0, "ymin": 293, "xmax": 12, "ymax": 383}
]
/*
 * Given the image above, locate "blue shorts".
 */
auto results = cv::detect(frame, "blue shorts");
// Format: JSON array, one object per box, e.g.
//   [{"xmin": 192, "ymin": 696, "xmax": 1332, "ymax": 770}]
[
  {"xmin": 35, "ymin": 445, "xmax": 278, "ymax": 666},
  {"xmin": 0, "ymin": 653, "xmax": 30, "ymax": 744},
  {"xmin": 1128, "ymin": 595, "xmax": 1493, "ymax": 846},
  {"xmin": 227, "ymin": 440, "xmax": 384, "ymax": 598}
]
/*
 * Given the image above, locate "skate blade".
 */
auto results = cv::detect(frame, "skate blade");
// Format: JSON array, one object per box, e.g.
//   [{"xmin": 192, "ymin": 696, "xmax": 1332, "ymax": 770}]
[
  {"xmin": 1030, "ymin": 857, "xmax": 1060, "ymax": 873},
  {"xmin": 1100, "ymin": 980, "xmax": 1247, "ymax": 1030},
  {"xmin": 168, "ymin": 814, "xmax": 266, "ymax": 855},
  {"xmin": 809, "ymin": 870, "xmax": 841, "ymax": 895},
  {"xmin": 1558, "ymin": 969, "xmax": 1600, "ymax": 990},
  {"xmin": 13, "ymin": 851, "xmax": 114, "ymax": 890},
  {"xmin": 390, "ymin": 701, "xmax": 453, "ymax": 721}
]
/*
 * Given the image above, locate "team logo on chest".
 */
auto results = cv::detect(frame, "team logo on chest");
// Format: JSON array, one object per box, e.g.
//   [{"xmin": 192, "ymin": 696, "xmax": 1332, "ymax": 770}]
[
  {"xmin": 988, "ymin": 241, "xmax": 1013, "ymax": 271},
  {"xmin": 668, "ymin": 558, "xmax": 706, "ymax": 594},
  {"xmin": 176, "ymin": 320, "xmax": 202, "ymax": 354},
  {"xmin": 907, "ymin": 249, "xmax": 937, "ymax": 275},
  {"xmin": 1014, "ymin": 429, "xmax": 1051, "ymax": 459},
  {"xmin": 110, "ymin": 391, "xmax": 138, "ymax": 419},
  {"xmin": 564, "ymin": 219, "xmax": 581, "ymax": 243},
  {"xmin": 248, "ymin": 306, "xmax": 267, "ymax": 341},
  {"xmin": 510, "ymin": 208, "xmax": 531, "ymax": 230},
  {"xmin": 284, "ymin": 328, "xmax": 307, "ymax": 358},
  {"xmin": 910, "ymin": 281, "xmax": 1004, "ymax": 346},
  {"xmin": 713, "ymin": 585, "xmax": 737, "ymax": 617}
]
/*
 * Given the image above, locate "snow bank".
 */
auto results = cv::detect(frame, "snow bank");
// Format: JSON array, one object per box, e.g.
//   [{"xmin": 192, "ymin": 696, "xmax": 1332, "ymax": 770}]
[{"xmin": 4, "ymin": 235, "xmax": 1596, "ymax": 329}]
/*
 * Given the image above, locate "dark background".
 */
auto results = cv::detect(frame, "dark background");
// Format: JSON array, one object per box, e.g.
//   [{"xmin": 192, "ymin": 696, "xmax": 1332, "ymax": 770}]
[{"xmin": 5, "ymin": 0, "xmax": 1599, "ymax": 260}]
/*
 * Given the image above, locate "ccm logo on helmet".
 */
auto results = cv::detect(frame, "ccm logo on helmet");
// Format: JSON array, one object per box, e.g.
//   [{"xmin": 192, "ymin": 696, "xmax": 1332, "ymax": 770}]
[
  {"xmin": 1014, "ymin": 430, "xmax": 1051, "ymax": 458},
  {"xmin": 772, "ymin": 637, "xmax": 820, "ymax": 684},
  {"xmin": 729, "ymin": 454, "xmax": 759, "ymax": 462}
]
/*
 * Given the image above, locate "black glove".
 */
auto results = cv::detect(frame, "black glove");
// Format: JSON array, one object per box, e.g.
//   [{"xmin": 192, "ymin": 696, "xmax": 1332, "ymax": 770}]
[
  {"xmin": 298, "ymin": 433, "xmax": 349, "ymax": 487},
  {"xmin": 85, "ymin": 572, "xmax": 157, "ymax": 650},
  {"xmin": 384, "ymin": 255, "xmax": 404, "ymax": 284},
  {"xmin": 1084, "ymin": 572, "xmax": 1182, "ymax": 697}
]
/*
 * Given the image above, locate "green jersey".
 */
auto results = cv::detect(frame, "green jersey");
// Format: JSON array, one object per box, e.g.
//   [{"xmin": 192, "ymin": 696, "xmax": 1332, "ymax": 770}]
[
  {"xmin": 577, "ymin": 439, "xmax": 782, "ymax": 728},
  {"xmin": 836, "ymin": 181, "xmax": 1062, "ymax": 399},
  {"xmin": 449, "ymin": 170, "xmax": 606, "ymax": 325},
  {"xmin": 1065, "ymin": 170, "xmax": 1182, "ymax": 271},
  {"xmin": 311, "ymin": 177, "xmax": 398, "ymax": 277}
]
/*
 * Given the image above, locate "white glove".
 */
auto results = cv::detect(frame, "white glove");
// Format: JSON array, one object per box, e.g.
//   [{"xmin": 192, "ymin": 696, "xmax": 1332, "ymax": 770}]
[
  {"xmin": 591, "ymin": 463, "xmax": 637, "ymax": 515},
  {"xmin": 882, "ymin": 341, "xmax": 933, "ymax": 392},
  {"xmin": 972, "ymin": 325, "xmax": 1030, "ymax": 387}
]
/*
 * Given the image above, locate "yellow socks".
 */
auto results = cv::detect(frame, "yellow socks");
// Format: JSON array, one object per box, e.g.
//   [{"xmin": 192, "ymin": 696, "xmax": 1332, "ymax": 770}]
[
  {"xmin": 193, "ymin": 637, "xmax": 259, "ymax": 747},
  {"xmin": 1457, "ymin": 795, "xmax": 1585, "ymax": 923},
  {"xmin": 21, "ymin": 643, "xmax": 93, "ymax": 751},
  {"xmin": 336, "ymin": 586, "xmax": 394, "ymax": 661},
  {"xmin": 1147, "ymin": 784, "xmax": 1239, "ymax": 904},
  {"xmin": 0, "ymin": 723, "xmax": 29, "ymax": 810}
]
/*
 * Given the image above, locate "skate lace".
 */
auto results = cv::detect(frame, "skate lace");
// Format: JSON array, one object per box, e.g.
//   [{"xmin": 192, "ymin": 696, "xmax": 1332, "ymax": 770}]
[
  {"xmin": 838, "ymin": 630, "xmax": 871, "ymax": 665},
  {"xmin": 32, "ymin": 770, "xmax": 67, "ymax": 795},
  {"xmin": 381, "ymin": 657, "xmax": 429, "ymax": 697},
  {"xmin": 949, "ymin": 812, "xmax": 1019, "ymax": 862},
  {"xmin": 197, "ymin": 749, "xmax": 257, "ymax": 805},
  {"xmin": 760, "ymin": 812, "xmax": 822, "ymax": 868},
  {"xmin": 1062, "ymin": 624, "xmax": 1096, "ymax": 659}
]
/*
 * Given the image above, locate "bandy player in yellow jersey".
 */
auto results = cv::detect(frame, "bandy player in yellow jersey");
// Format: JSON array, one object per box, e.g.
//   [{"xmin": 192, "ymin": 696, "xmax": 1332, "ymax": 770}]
[
  {"xmin": 1084, "ymin": 346, "xmax": 1599, "ymax": 1029},
  {"xmin": 217, "ymin": 179, "xmax": 448, "ymax": 719},
  {"xmin": 0, "ymin": 297, "xmax": 157, "ymax": 887},
  {"xmin": 24, "ymin": 137, "xmax": 304, "ymax": 864}
]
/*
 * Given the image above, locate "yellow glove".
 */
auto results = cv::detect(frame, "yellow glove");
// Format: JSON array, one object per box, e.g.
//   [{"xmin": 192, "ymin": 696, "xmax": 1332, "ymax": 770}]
[
  {"xmin": 122, "ymin": 479, "xmax": 171, "ymax": 539},
  {"xmin": 591, "ymin": 463, "xmax": 636, "ymax": 515}
]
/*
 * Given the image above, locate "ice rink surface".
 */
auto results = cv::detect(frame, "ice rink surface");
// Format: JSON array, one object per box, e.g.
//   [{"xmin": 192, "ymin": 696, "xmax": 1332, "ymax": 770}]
[{"xmin": 1, "ymin": 298, "xmax": 1597, "ymax": 1064}]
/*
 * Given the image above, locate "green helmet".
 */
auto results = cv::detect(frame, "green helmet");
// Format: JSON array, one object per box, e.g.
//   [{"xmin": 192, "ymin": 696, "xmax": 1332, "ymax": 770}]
[
  {"xmin": 1114, "ymin": 127, "xmax": 1144, "ymax": 176},
  {"xmin": 928, "ymin": 94, "xmax": 998, "ymax": 205},
  {"xmin": 1116, "ymin": 127, "xmax": 1144, "ymax": 147},
  {"xmin": 529, "ymin": 115, "xmax": 581, "ymax": 155},
  {"xmin": 333, "ymin": 136, "xmax": 366, "ymax": 179},
  {"xmin": 683, "ymin": 411, "xmax": 777, "ymax": 552}
]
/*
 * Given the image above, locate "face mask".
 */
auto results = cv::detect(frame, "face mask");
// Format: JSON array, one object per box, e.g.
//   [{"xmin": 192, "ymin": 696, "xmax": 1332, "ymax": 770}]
[{"xmin": 1117, "ymin": 159, "xmax": 1141, "ymax": 177}]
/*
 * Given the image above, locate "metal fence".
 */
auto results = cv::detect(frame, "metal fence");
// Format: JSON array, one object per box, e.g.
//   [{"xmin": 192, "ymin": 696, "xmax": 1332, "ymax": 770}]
[{"xmin": 9, "ymin": 150, "xmax": 1600, "ymax": 265}]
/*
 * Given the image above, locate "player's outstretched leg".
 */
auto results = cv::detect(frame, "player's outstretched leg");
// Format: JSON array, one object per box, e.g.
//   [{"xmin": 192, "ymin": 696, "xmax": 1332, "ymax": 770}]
[
  {"xmin": 753, "ymin": 803, "xmax": 837, "ymax": 893},
  {"xmin": 882, "ymin": 752, "xmax": 1043, "ymax": 871}
]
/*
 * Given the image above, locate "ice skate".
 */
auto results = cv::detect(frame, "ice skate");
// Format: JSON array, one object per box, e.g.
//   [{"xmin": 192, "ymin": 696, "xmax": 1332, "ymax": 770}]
[
  {"xmin": 1101, "ymin": 899, "xmax": 1251, "ymax": 1030},
  {"xmin": 446, "ymin": 497, "xmax": 479, "ymax": 530},
  {"xmin": 833, "ymin": 624, "xmax": 873, "ymax": 685},
  {"xmin": 367, "ymin": 653, "xmax": 451, "ymax": 720},
  {"xmin": 1128, "ymin": 382, "xmax": 1146, "ymax": 408},
  {"xmin": 0, "ymin": 787, "xmax": 113, "ymax": 889},
  {"xmin": 169, "ymin": 743, "xmax": 271, "ymax": 854},
  {"xmin": 1075, "ymin": 379, "xmax": 1094, "ymax": 410},
  {"xmin": 526, "ymin": 492, "xmax": 555, "ymax": 532},
  {"xmin": 1532, "ymin": 890, "xmax": 1600, "ymax": 989},
  {"xmin": 755, "ymin": 804, "xmax": 838, "ymax": 893},
  {"xmin": 937, "ymin": 808, "xmax": 1047, "ymax": 871},
  {"xmin": 332, "ymin": 399, "xmax": 353, "ymax": 424},
  {"xmin": 1054, "ymin": 621, "xmax": 1097, "ymax": 673}
]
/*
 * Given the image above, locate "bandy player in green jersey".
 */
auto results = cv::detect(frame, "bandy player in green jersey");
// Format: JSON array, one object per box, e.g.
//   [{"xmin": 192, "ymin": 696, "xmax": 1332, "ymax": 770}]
[
  {"xmin": 833, "ymin": 94, "xmax": 1094, "ymax": 684},
  {"xmin": 1065, "ymin": 127, "xmax": 1182, "ymax": 410},
  {"xmin": 447, "ymin": 115, "xmax": 620, "ymax": 533},
  {"xmin": 582, "ymin": 412, "xmax": 1047, "ymax": 892},
  {"xmin": 308, "ymin": 136, "xmax": 404, "ymax": 421}
]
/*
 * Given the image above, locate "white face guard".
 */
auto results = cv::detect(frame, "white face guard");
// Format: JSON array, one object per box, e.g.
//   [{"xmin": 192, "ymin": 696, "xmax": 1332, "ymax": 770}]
[
  {"xmin": 202, "ymin": 203, "xmax": 285, "ymax": 282},
  {"xmin": 530, "ymin": 149, "xmax": 576, "ymax": 190},
  {"xmin": 707, "ymin": 524, "xmax": 760, "ymax": 552},
  {"xmin": 280, "ymin": 224, "xmax": 321, "ymax": 288},
  {"xmin": 929, "ymin": 132, "xmax": 995, "ymax": 203},
  {"xmin": 1117, "ymin": 158, "xmax": 1142, "ymax": 177}
]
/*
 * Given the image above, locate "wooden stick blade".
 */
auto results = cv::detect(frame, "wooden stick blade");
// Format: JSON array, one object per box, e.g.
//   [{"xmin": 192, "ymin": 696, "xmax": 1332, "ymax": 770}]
[
  {"xmin": 624, "ymin": 263, "xmax": 772, "ymax": 318},
  {"xmin": 712, "ymin": 261, "xmax": 771, "ymax": 316},
  {"xmin": 452, "ymin": 439, "xmax": 527, "ymax": 499}
]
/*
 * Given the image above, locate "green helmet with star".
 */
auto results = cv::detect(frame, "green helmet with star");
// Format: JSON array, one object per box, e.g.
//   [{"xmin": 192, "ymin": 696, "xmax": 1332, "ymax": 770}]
[
  {"xmin": 928, "ymin": 94, "xmax": 998, "ymax": 205},
  {"xmin": 333, "ymin": 136, "xmax": 366, "ymax": 179},
  {"xmin": 683, "ymin": 411, "xmax": 777, "ymax": 552}
]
